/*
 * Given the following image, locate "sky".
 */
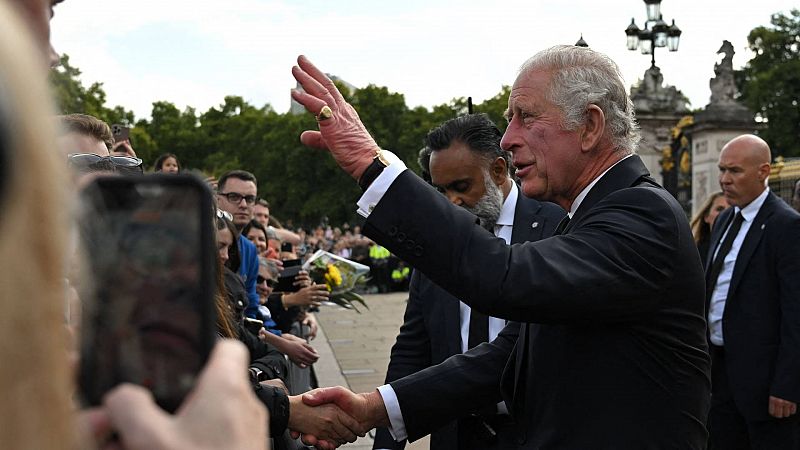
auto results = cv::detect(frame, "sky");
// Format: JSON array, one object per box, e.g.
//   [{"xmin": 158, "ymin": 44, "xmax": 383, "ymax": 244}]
[{"xmin": 51, "ymin": 0, "xmax": 797, "ymax": 121}]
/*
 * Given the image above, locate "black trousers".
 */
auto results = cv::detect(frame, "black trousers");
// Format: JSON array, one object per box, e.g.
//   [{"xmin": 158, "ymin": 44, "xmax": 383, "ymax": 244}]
[{"xmin": 708, "ymin": 345, "xmax": 800, "ymax": 450}]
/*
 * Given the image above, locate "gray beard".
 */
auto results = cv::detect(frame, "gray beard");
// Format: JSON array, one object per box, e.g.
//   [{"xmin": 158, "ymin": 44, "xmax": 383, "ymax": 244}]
[{"xmin": 465, "ymin": 174, "xmax": 504, "ymax": 231}]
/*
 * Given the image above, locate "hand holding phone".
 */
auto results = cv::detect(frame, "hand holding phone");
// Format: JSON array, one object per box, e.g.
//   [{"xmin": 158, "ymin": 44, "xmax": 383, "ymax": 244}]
[{"xmin": 77, "ymin": 174, "xmax": 217, "ymax": 412}]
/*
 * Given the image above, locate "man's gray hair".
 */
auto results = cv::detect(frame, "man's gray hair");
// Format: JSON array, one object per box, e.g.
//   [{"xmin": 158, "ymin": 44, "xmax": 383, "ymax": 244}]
[{"xmin": 520, "ymin": 45, "xmax": 640, "ymax": 153}]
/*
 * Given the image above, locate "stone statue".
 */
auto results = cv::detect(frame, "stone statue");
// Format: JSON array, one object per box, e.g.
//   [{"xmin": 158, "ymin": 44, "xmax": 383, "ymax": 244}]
[
  {"xmin": 630, "ymin": 65, "xmax": 689, "ymax": 113},
  {"xmin": 708, "ymin": 40, "xmax": 738, "ymax": 106}
]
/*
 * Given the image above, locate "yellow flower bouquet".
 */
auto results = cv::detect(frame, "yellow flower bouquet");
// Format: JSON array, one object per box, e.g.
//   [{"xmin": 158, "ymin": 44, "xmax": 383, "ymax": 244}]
[{"xmin": 303, "ymin": 250, "xmax": 370, "ymax": 312}]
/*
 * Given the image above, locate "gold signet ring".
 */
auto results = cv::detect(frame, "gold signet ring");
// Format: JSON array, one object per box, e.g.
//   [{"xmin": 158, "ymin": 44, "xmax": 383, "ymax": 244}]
[{"xmin": 317, "ymin": 105, "xmax": 333, "ymax": 121}]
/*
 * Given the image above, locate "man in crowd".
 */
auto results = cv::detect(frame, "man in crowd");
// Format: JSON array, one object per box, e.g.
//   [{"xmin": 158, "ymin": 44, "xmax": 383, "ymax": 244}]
[
  {"xmin": 373, "ymin": 114, "xmax": 563, "ymax": 450},
  {"xmin": 288, "ymin": 46, "xmax": 710, "ymax": 449},
  {"xmin": 706, "ymin": 134, "xmax": 800, "ymax": 448},
  {"xmin": 58, "ymin": 113, "xmax": 143, "ymax": 175},
  {"xmin": 216, "ymin": 170, "xmax": 263, "ymax": 319}
]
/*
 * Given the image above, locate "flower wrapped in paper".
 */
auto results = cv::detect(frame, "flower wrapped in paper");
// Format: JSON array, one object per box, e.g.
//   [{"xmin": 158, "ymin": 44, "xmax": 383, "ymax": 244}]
[{"xmin": 303, "ymin": 250, "xmax": 370, "ymax": 312}]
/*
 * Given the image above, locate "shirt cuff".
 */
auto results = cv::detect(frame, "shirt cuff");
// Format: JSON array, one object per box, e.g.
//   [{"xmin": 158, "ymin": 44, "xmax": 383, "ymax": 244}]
[
  {"xmin": 377, "ymin": 384, "xmax": 408, "ymax": 442},
  {"xmin": 356, "ymin": 151, "xmax": 407, "ymax": 218}
]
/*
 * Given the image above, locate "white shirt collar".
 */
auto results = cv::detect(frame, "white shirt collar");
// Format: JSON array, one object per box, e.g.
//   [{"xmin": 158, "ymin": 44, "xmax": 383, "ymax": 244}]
[
  {"xmin": 736, "ymin": 186, "xmax": 769, "ymax": 222},
  {"xmin": 569, "ymin": 154, "xmax": 633, "ymax": 218},
  {"xmin": 496, "ymin": 182, "xmax": 518, "ymax": 227}
]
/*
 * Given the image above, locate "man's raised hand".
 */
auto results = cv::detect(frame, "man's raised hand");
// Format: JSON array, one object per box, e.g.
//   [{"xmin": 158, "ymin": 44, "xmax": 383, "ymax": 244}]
[{"xmin": 291, "ymin": 55, "xmax": 380, "ymax": 181}]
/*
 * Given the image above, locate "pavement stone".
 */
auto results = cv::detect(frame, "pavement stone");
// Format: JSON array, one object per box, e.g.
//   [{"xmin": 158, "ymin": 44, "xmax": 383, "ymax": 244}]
[{"xmin": 309, "ymin": 292, "xmax": 429, "ymax": 450}]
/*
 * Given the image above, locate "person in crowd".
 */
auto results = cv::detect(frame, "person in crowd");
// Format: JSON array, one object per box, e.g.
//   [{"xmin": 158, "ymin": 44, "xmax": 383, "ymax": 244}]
[
  {"xmin": 256, "ymin": 198, "xmax": 303, "ymax": 246},
  {"xmin": 255, "ymin": 198, "xmax": 272, "ymax": 226},
  {"xmin": 373, "ymin": 113, "xmax": 564, "ymax": 450},
  {"xmin": 0, "ymin": 2, "xmax": 268, "ymax": 448},
  {"xmin": 690, "ymin": 191, "xmax": 729, "ymax": 264},
  {"xmin": 368, "ymin": 243, "xmax": 391, "ymax": 293},
  {"xmin": 154, "ymin": 152, "xmax": 181, "ymax": 173},
  {"xmin": 288, "ymin": 47, "xmax": 710, "ymax": 449},
  {"xmin": 243, "ymin": 218, "xmax": 270, "ymax": 256},
  {"xmin": 792, "ymin": 178, "xmax": 800, "ymax": 213},
  {"xmin": 216, "ymin": 170, "xmax": 262, "ymax": 319},
  {"xmin": 706, "ymin": 134, "xmax": 800, "ymax": 449},
  {"xmin": 58, "ymin": 113, "xmax": 144, "ymax": 176}
]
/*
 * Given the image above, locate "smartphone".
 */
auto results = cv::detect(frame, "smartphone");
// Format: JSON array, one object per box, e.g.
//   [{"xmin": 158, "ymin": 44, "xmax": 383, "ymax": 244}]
[
  {"xmin": 274, "ymin": 265, "xmax": 302, "ymax": 293},
  {"xmin": 77, "ymin": 174, "xmax": 217, "ymax": 413},
  {"xmin": 280, "ymin": 241, "xmax": 293, "ymax": 253},
  {"xmin": 111, "ymin": 124, "xmax": 130, "ymax": 142}
]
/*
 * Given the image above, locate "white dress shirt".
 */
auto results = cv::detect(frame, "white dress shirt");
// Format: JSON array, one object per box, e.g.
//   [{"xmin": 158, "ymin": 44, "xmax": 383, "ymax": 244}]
[{"xmin": 708, "ymin": 186, "xmax": 769, "ymax": 346}]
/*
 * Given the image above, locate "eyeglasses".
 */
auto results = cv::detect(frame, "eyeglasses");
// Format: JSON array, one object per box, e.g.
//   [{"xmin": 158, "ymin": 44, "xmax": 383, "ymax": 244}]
[
  {"xmin": 67, "ymin": 153, "xmax": 143, "ymax": 174},
  {"xmin": 216, "ymin": 209, "xmax": 233, "ymax": 221},
  {"xmin": 257, "ymin": 276, "xmax": 276, "ymax": 287},
  {"xmin": 217, "ymin": 192, "xmax": 256, "ymax": 205}
]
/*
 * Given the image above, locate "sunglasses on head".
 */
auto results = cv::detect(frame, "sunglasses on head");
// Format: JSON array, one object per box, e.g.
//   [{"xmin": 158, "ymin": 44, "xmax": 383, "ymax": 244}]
[
  {"xmin": 67, "ymin": 153, "xmax": 143, "ymax": 174},
  {"xmin": 257, "ymin": 276, "xmax": 276, "ymax": 287}
]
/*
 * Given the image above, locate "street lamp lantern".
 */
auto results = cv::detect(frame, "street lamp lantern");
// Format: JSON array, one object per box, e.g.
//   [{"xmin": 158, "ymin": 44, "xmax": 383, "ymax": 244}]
[
  {"xmin": 575, "ymin": 34, "xmax": 589, "ymax": 47},
  {"xmin": 644, "ymin": 0, "xmax": 662, "ymax": 22},
  {"xmin": 667, "ymin": 19, "xmax": 682, "ymax": 52},
  {"xmin": 639, "ymin": 26, "xmax": 653, "ymax": 55},
  {"xmin": 625, "ymin": 19, "xmax": 641, "ymax": 50},
  {"xmin": 624, "ymin": 0, "xmax": 680, "ymax": 67},
  {"xmin": 652, "ymin": 15, "xmax": 669, "ymax": 47}
]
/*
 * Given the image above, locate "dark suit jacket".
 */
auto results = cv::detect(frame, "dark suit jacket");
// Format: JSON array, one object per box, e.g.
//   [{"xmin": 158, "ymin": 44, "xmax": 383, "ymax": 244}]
[
  {"xmin": 373, "ymin": 193, "xmax": 564, "ymax": 450},
  {"xmin": 705, "ymin": 192, "xmax": 800, "ymax": 421},
  {"xmin": 363, "ymin": 155, "xmax": 711, "ymax": 449}
]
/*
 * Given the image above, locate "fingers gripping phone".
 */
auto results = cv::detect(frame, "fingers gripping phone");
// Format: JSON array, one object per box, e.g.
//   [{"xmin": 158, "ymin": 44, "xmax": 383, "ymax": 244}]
[{"xmin": 77, "ymin": 174, "xmax": 217, "ymax": 412}]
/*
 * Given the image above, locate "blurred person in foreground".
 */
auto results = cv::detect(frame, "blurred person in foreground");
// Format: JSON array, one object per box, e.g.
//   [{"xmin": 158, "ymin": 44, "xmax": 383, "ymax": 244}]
[
  {"xmin": 287, "ymin": 46, "xmax": 710, "ymax": 449},
  {"xmin": 0, "ymin": 2, "xmax": 268, "ymax": 448}
]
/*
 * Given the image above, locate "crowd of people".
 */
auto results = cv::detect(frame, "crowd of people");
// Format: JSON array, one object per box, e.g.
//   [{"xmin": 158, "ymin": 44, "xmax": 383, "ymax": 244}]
[{"xmin": 3, "ymin": 1, "xmax": 800, "ymax": 450}]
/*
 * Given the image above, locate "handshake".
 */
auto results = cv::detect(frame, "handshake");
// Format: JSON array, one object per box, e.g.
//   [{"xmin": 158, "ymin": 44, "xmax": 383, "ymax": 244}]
[{"xmin": 287, "ymin": 386, "xmax": 390, "ymax": 449}]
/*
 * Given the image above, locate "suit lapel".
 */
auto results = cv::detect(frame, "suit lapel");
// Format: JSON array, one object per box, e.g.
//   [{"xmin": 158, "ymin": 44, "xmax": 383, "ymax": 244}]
[
  {"xmin": 443, "ymin": 294, "xmax": 463, "ymax": 356},
  {"xmin": 728, "ymin": 193, "xmax": 775, "ymax": 297},
  {"xmin": 511, "ymin": 191, "xmax": 546, "ymax": 244},
  {"xmin": 705, "ymin": 208, "xmax": 734, "ymax": 270}
]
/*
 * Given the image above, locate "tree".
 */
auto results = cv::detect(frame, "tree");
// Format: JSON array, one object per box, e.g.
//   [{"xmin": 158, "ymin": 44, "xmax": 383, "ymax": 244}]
[
  {"xmin": 49, "ymin": 54, "xmax": 135, "ymax": 125},
  {"xmin": 736, "ymin": 9, "xmax": 800, "ymax": 157}
]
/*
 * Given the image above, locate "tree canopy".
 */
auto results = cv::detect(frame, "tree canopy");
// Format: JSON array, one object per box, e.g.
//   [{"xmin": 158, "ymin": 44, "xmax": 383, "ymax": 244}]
[
  {"xmin": 736, "ymin": 9, "xmax": 800, "ymax": 157},
  {"xmin": 49, "ymin": 55, "xmax": 508, "ymax": 227}
]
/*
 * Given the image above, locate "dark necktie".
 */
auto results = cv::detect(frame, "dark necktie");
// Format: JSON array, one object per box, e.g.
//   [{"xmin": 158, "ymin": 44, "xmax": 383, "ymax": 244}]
[
  {"xmin": 555, "ymin": 216, "xmax": 571, "ymax": 235},
  {"xmin": 706, "ymin": 211, "xmax": 744, "ymax": 301},
  {"xmin": 468, "ymin": 308, "xmax": 489, "ymax": 350}
]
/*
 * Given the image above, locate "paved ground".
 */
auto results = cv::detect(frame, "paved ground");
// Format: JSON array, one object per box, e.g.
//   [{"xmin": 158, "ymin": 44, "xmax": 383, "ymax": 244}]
[{"xmin": 309, "ymin": 292, "xmax": 430, "ymax": 450}]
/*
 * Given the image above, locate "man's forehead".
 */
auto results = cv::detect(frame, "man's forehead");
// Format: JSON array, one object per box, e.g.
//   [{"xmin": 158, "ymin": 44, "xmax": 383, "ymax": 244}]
[{"xmin": 225, "ymin": 177, "xmax": 257, "ymax": 192}]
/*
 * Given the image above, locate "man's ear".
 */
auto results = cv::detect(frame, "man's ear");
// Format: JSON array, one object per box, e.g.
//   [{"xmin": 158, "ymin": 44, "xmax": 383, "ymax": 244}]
[
  {"xmin": 490, "ymin": 157, "xmax": 508, "ymax": 185},
  {"xmin": 580, "ymin": 104, "xmax": 606, "ymax": 152},
  {"xmin": 757, "ymin": 162, "xmax": 771, "ymax": 182}
]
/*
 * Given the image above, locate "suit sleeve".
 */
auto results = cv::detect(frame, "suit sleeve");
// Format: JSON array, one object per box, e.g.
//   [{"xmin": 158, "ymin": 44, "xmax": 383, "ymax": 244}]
[
  {"xmin": 373, "ymin": 271, "xmax": 429, "ymax": 449},
  {"xmin": 770, "ymin": 214, "xmax": 800, "ymax": 402},
  {"xmin": 364, "ymin": 171, "xmax": 681, "ymax": 324},
  {"xmin": 390, "ymin": 322, "xmax": 520, "ymax": 442}
]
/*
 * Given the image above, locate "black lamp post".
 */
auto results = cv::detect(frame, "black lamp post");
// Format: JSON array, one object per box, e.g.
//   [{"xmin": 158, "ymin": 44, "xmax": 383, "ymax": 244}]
[{"xmin": 624, "ymin": 0, "xmax": 682, "ymax": 67}]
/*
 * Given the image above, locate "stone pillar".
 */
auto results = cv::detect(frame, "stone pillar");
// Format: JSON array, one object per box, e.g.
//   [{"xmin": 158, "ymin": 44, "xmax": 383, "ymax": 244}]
[
  {"xmin": 630, "ymin": 65, "xmax": 689, "ymax": 186},
  {"xmin": 685, "ymin": 41, "xmax": 760, "ymax": 216}
]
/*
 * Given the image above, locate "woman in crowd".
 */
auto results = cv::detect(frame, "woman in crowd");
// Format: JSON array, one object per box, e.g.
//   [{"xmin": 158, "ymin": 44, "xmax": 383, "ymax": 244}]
[
  {"xmin": 153, "ymin": 152, "xmax": 181, "ymax": 173},
  {"xmin": 243, "ymin": 218, "xmax": 269, "ymax": 256},
  {"xmin": 690, "ymin": 191, "xmax": 729, "ymax": 264}
]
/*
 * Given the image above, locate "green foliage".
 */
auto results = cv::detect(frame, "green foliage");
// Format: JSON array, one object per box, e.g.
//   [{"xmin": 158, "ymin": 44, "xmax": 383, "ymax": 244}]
[
  {"xmin": 49, "ymin": 54, "xmax": 513, "ymax": 227},
  {"xmin": 736, "ymin": 9, "xmax": 800, "ymax": 157}
]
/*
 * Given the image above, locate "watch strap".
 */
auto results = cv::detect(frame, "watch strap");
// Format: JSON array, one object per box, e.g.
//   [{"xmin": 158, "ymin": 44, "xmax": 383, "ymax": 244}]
[{"xmin": 358, "ymin": 154, "xmax": 388, "ymax": 192}]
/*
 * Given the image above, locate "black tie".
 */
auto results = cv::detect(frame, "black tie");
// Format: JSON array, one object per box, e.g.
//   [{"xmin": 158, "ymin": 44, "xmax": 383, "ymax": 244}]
[
  {"xmin": 468, "ymin": 308, "xmax": 489, "ymax": 350},
  {"xmin": 555, "ymin": 216, "xmax": 571, "ymax": 235},
  {"xmin": 706, "ymin": 211, "xmax": 744, "ymax": 301}
]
